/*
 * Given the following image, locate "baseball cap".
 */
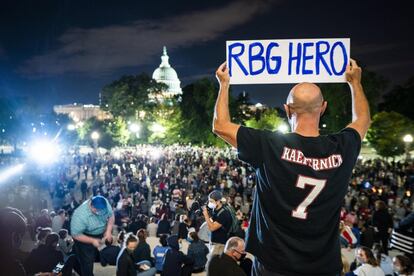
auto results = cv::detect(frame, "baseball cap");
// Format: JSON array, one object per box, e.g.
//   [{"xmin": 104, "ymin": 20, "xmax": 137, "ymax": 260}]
[
  {"xmin": 208, "ymin": 190, "xmax": 223, "ymax": 201},
  {"xmin": 91, "ymin": 195, "xmax": 108, "ymax": 211}
]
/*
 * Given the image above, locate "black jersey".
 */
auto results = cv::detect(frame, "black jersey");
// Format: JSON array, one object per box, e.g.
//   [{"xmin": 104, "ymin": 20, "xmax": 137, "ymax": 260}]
[{"xmin": 237, "ymin": 126, "xmax": 361, "ymax": 276}]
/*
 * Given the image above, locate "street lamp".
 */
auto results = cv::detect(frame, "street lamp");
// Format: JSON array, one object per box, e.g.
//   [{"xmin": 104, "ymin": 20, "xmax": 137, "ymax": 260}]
[
  {"xmin": 91, "ymin": 131, "xmax": 100, "ymax": 155},
  {"xmin": 403, "ymin": 134, "xmax": 413, "ymax": 161},
  {"xmin": 129, "ymin": 123, "xmax": 141, "ymax": 138}
]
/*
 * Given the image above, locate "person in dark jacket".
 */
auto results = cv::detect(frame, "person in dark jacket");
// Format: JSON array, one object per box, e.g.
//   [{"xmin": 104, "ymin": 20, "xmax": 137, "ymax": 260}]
[
  {"xmin": 157, "ymin": 213, "xmax": 171, "ymax": 237},
  {"xmin": 178, "ymin": 215, "xmax": 189, "ymax": 239},
  {"xmin": 133, "ymin": 229, "xmax": 153, "ymax": 264},
  {"xmin": 187, "ymin": 230, "xmax": 209, "ymax": 273},
  {"xmin": 116, "ymin": 233, "xmax": 156, "ymax": 276},
  {"xmin": 100, "ymin": 238, "xmax": 121, "ymax": 266},
  {"xmin": 162, "ymin": 235, "xmax": 194, "ymax": 276},
  {"xmin": 372, "ymin": 200, "xmax": 393, "ymax": 254},
  {"xmin": 207, "ymin": 237, "xmax": 248, "ymax": 276},
  {"xmin": 24, "ymin": 233, "xmax": 64, "ymax": 275}
]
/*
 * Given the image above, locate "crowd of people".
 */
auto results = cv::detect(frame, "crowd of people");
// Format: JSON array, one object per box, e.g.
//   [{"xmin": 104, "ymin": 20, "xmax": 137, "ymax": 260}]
[{"xmin": 1, "ymin": 144, "xmax": 414, "ymax": 275}]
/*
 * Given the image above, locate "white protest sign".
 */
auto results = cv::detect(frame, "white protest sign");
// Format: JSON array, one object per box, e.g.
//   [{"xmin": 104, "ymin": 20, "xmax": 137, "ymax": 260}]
[{"xmin": 226, "ymin": 38, "xmax": 350, "ymax": 84}]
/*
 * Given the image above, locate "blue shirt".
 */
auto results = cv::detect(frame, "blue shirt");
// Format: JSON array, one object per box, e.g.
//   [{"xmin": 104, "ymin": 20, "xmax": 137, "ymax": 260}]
[
  {"xmin": 153, "ymin": 245, "xmax": 169, "ymax": 271},
  {"xmin": 70, "ymin": 198, "xmax": 113, "ymax": 236}
]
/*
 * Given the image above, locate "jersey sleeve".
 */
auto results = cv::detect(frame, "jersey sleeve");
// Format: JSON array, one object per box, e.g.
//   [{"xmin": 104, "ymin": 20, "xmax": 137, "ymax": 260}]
[
  {"xmin": 237, "ymin": 126, "xmax": 265, "ymax": 168},
  {"xmin": 336, "ymin": 127, "xmax": 361, "ymax": 161}
]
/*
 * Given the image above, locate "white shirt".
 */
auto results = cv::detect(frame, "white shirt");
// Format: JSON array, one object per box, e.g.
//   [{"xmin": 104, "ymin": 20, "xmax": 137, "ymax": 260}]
[{"xmin": 354, "ymin": 264, "xmax": 385, "ymax": 276}]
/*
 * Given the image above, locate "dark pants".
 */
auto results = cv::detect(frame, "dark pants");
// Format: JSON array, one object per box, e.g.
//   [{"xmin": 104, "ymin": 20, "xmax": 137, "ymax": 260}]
[
  {"xmin": 74, "ymin": 235, "xmax": 101, "ymax": 276},
  {"xmin": 252, "ymin": 258, "xmax": 340, "ymax": 276}
]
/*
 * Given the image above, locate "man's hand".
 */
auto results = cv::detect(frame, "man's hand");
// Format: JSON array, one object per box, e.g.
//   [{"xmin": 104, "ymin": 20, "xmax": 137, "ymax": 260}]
[
  {"xmin": 103, "ymin": 231, "xmax": 113, "ymax": 244},
  {"xmin": 202, "ymin": 206, "xmax": 210, "ymax": 219},
  {"xmin": 92, "ymin": 238, "xmax": 102, "ymax": 248},
  {"xmin": 345, "ymin": 59, "xmax": 362, "ymax": 84},
  {"xmin": 216, "ymin": 62, "xmax": 230, "ymax": 86}
]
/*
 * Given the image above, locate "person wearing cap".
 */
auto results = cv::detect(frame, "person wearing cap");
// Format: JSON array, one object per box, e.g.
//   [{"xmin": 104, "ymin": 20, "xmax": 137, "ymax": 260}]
[
  {"xmin": 202, "ymin": 190, "xmax": 232, "ymax": 264},
  {"xmin": 70, "ymin": 195, "xmax": 114, "ymax": 276}
]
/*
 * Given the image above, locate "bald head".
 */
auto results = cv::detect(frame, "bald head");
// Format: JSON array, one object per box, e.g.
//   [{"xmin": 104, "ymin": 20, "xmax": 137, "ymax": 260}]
[{"xmin": 286, "ymin": 83, "xmax": 324, "ymax": 114}]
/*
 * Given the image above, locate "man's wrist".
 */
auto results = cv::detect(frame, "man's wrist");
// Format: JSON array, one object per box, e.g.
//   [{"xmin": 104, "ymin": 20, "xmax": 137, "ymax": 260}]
[{"xmin": 220, "ymin": 82, "xmax": 230, "ymax": 89}]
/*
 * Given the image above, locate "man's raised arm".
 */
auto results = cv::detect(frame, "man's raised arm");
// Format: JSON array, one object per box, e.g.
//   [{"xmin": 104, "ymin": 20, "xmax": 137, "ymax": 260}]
[
  {"xmin": 212, "ymin": 62, "xmax": 240, "ymax": 148},
  {"xmin": 346, "ymin": 59, "xmax": 371, "ymax": 140}
]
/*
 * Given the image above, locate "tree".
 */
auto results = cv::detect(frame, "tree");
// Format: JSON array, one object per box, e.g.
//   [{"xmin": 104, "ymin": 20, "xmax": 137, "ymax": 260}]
[
  {"xmin": 178, "ymin": 78, "xmax": 239, "ymax": 146},
  {"xmin": 379, "ymin": 76, "xmax": 414, "ymax": 120},
  {"xmin": 319, "ymin": 69, "xmax": 387, "ymax": 133},
  {"xmin": 245, "ymin": 108, "xmax": 285, "ymax": 131},
  {"xmin": 101, "ymin": 73, "xmax": 167, "ymax": 119},
  {"xmin": 105, "ymin": 117, "xmax": 129, "ymax": 146},
  {"xmin": 366, "ymin": 111, "xmax": 414, "ymax": 158}
]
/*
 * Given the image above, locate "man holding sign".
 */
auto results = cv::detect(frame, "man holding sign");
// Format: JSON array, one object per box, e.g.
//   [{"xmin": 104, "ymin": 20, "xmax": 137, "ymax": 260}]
[{"xmin": 212, "ymin": 49, "xmax": 370, "ymax": 275}]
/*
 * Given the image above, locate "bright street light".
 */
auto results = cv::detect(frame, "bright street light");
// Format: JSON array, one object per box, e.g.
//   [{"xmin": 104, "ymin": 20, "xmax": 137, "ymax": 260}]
[
  {"xmin": 129, "ymin": 123, "xmax": 141, "ymax": 133},
  {"xmin": 278, "ymin": 123, "xmax": 289, "ymax": 134},
  {"xmin": 403, "ymin": 134, "xmax": 413, "ymax": 161},
  {"xmin": 91, "ymin": 131, "xmax": 100, "ymax": 141},
  {"xmin": 28, "ymin": 140, "xmax": 61, "ymax": 164}
]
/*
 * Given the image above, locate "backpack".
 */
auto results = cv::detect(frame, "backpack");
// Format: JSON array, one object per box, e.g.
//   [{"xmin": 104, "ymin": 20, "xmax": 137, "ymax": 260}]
[{"xmin": 217, "ymin": 204, "xmax": 245, "ymax": 239}]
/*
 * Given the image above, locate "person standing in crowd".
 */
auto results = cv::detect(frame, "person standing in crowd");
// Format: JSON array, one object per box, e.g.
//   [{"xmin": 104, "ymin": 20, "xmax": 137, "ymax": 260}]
[
  {"xmin": 70, "ymin": 195, "xmax": 114, "ymax": 276},
  {"xmin": 187, "ymin": 230, "xmax": 209, "ymax": 273},
  {"xmin": 202, "ymin": 190, "xmax": 232, "ymax": 261},
  {"xmin": 207, "ymin": 236, "xmax": 247, "ymax": 276},
  {"xmin": 162, "ymin": 234, "xmax": 194, "ymax": 276},
  {"xmin": 372, "ymin": 200, "xmax": 393, "ymax": 254},
  {"xmin": 212, "ymin": 58, "xmax": 370, "ymax": 276}
]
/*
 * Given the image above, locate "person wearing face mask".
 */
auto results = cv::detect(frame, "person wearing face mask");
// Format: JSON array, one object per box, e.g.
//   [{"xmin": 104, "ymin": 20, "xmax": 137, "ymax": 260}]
[
  {"xmin": 207, "ymin": 236, "xmax": 248, "ymax": 276},
  {"xmin": 392, "ymin": 255, "xmax": 414, "ymax": 276},
  {"xmin": 116, "ymin": 233, "xmax": 157, "ymax": 276},
  {"xmin": 70, "ymin": 195, "xmax": 115, "ymax": 276},
  {"xmin": 203, "ymin": 190, "xmax": 232, "ymax": 265},
  {"xmin": 351, "ymin": 246, "xmax": 385, "ymax": 276}
]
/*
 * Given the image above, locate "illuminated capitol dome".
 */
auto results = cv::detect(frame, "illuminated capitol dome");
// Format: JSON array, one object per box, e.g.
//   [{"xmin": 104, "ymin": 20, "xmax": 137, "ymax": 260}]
[{"xmin": 152, "ymin": 46, "xmax": 182, "ymax": 97}]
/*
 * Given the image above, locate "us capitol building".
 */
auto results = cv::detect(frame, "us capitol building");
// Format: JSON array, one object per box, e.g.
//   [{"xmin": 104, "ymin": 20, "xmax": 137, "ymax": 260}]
[
  {"xmin": 54, "ymin": 46, "xmax": 182, "ymax": 122},
  {"xmin": 151, "ymin": 46, "xmax": 183, "ymax": 99}
]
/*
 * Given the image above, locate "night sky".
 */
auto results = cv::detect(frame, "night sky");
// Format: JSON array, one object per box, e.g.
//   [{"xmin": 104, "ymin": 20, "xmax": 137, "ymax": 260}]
[{"xmin": 0, "ymin": 0, "xmax": 413, "ymax": 111}]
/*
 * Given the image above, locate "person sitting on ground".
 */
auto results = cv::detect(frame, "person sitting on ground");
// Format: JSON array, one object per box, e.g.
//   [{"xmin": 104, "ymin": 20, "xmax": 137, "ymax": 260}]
[
  {"xmin": 35, "ymin": 227, "xmax": 52, "ymax": 247},
  {"xmin": 392, "ymin": 255, "xmax": 414, "ymax": 276},
  {"xmin": 133, "ymin": 229, "xmax": 153, "ymax": 265},
  {"xmin": 187, "ymin": 229, "xmax": 209, "ymax": 273},
  {"xmin": 207, "ymin": 236, "xmax": 248, "ymax": 276},
  {"xmin": 24, "ymin": 232, "xmax": 65, "ymax": 275},
  {"xmin": 58, "ymin": 229, "xmax": 74, "ymax": 257},
  {"xmin": 0, "ymin": 207, "xmax": 28, "ymax": 276},
  {"xmin": 146, "ymin": 217, "xmax": 158, "ymax": 237},
  {"xmin": 116, "ymin": 233, "xmax": 157, "ymax": 276},
  {"xmin": 347, "ymin": 246, "xmax": 385, "ymax": 276},
  {"xmin": 100, "ymin": 235, "xmax": 121, "ymax": 266},
  {"xmin": 162, "ymin": 234, "xmax": 194, "ymax": 276},
  {"xmin": 157, "ymin": 213, "xmax": 171, "ymax": 237},
  {"xmin": 153, "ymin": 234, "xmax": 170, "ymax": 273}
]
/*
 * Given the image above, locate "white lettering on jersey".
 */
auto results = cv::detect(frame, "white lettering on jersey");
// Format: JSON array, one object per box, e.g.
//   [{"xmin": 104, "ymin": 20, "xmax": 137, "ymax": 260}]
[{"xmin": 280, "ymin": 146, "xmax": 343, "ymax": 171}]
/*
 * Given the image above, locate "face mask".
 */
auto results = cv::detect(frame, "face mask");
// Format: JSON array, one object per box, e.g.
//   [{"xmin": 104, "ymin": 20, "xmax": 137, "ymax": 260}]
[
  {"xmin": 393, "ymin": 265, "xmax": 401, "ymax": 273},
  {"xmin": 357, "ymin": 257, "xmax": 365, "ymax": 264},
  {"xmin": 238, "ymin": 253, "xmax": 247, "ymax": 262},
  {"xmin": 208, "ymin": 202, "xmax": 217, "ymax": 210}
]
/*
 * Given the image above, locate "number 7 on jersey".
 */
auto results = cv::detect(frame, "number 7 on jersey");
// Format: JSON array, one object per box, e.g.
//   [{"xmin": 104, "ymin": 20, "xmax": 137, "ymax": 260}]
[{"xmin": 292, "ymin": 175, "xmax": 326, "ymax": 220}]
